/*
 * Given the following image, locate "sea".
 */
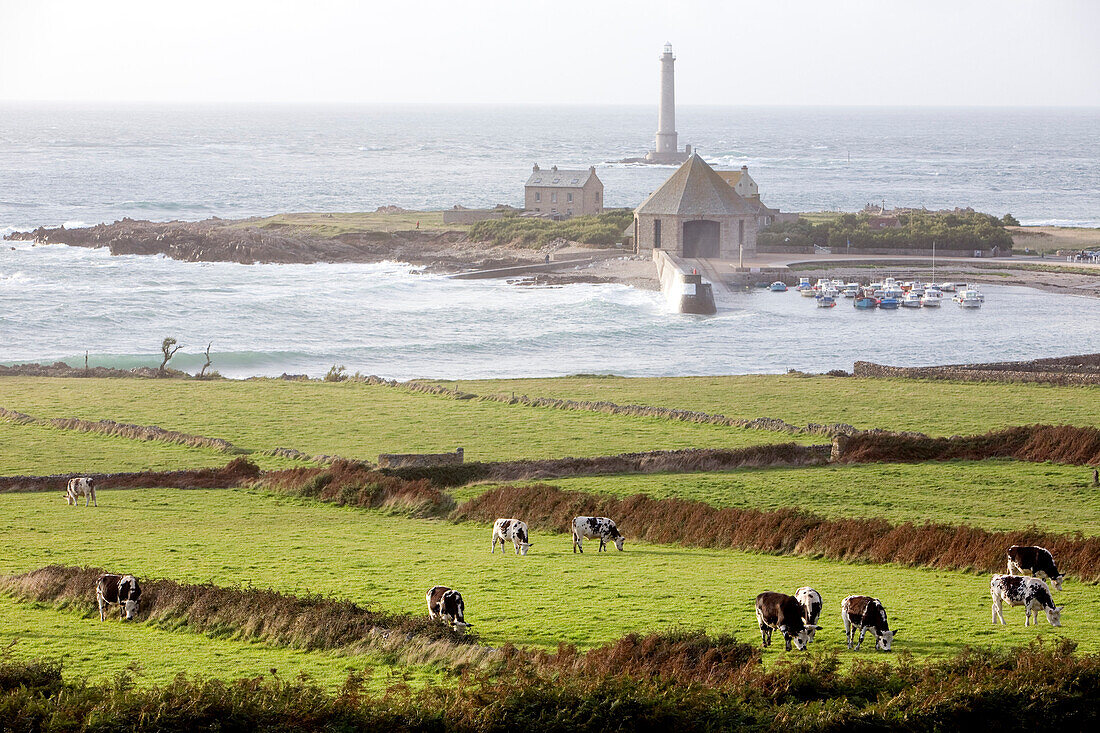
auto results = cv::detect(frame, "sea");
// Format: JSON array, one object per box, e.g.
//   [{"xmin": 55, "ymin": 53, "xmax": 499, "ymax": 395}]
[{"xmin": 2, "ymin": 104, "xmax": 1099, "ymax": 378}]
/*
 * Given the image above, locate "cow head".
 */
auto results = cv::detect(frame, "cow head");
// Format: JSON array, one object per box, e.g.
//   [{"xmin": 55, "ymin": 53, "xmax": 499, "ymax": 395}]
[
  {"xmin": 613, "ymin": 535, "xmax": 625, "ymax": 551},
  {"xmin": 452, "ymin": 620, "xmax": 472, "ymax": 632},
  {"xmin": 1052, "ymin": 574, "xmax": 1065, "ymax": 592},
  {"xmin": 518, "ymin": 542, "xmax": 532, "ymax": 556},
  {"xmin": 806, "ymin": 624, "xmax": 820, "ymax": 642},
  {"xmin": 123, "ymin": 597, "xmax": 140, "ymax": 621},
  {"xmin": 875, "ymin": 629, "xmax": 897, "ymax": 651},
  {"xmin": 779, "ymin": 624, "xmax": 816, "ymax": 650},
  {"xmin": 1045, "ymin": 606, "xmax": 1064, "ymax": 627}
]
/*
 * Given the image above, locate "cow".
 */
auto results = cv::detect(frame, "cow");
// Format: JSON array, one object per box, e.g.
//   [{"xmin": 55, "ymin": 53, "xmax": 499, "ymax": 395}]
[
  {"xmin": 491, "ymin": 518, "xmax": 533, "ymax": 556},
  {"xmin": 1007, "ymin": 545, "xmax": 1065, "ymax": 592},
  {"xmin": 841, "ymin": 595, "xmax": 897, "ymax": 651},
  {"xmin": 572, "ymin": 516, "xmax": 624, "ymax": 553},
  {"xmin": 794, "ymin": 586, "xmax": 823, "ymax": 642},
  {"xmin": 426, "ymin": 585, "xmax": 471, "ymax": 631},
  {"xmin": 755, "ymin": 592, "xmax": 818, "ymax": 651},
  {"xmin": 66, "ymin": 477, "xmax": 97, "ymax": 507},
  {"xmin": 96, "ymin": 574, "xmax": 141, "ymax": 621},
  {"xmin": 991, "ymin": 574, "xmax": 1064, "ymax": 627}
]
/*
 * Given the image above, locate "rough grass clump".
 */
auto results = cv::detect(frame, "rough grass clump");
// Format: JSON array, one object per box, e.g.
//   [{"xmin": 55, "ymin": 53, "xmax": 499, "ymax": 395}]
[
  {"xmin": 455, "ymin": 484, "xmax": 1100, "ymax": 582},
  {"xmin": 0, "ymin": 457, "xmax": 261, "ymax": 493},
  {"xmin": 257, "ymin": 459, "xmax": 454, "ymax": 517},
  {"xmin": 468, "ymin": 209, "xmax": 634, "ymax": 248},
  {"xmin": 2, "ymin": 565, "xmax": 487, "ymax": 668},
  {"xmin": 839, "ymin": 424, "xmax": 1100, "ymax": 466}
]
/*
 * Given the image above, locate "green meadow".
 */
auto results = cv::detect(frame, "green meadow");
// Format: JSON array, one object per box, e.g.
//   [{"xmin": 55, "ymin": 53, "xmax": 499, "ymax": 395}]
[
  {"xmin": 441, "ymin": 374, "xmax": 1100, "ymax": 436},
  {"xmin": 2, "ymin": 488, "xmax": 1096, "ymax": 685}
]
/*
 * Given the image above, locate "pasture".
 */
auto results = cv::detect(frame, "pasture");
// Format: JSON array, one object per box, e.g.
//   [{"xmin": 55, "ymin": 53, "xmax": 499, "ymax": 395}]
[
  {"xmin": 2, "ymin": 488, "xmax": 1097, "ymax": 684},
  {"xmin": 441, "ymin": 374, "xmax": 1100, "ymax": 435}
]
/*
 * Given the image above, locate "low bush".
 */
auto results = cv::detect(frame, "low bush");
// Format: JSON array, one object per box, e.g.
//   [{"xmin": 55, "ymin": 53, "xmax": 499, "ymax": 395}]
[
  {"xmin": 469, "ymin": 209, "xmax": 634, "ymax": 248},
  {"xmin": 0, "ymin": 457, "xmax": 261, "ymax": 493},
  {"xmin": 839, "ymin": 424, "xmax": 1100, "ymax": 466}
]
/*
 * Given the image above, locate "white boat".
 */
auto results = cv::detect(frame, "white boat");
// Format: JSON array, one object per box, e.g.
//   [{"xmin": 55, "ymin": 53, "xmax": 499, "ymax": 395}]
[
  {"xmin": 957, "ymin": 288, "xmax": 982, "ymax": 308},
  {"xmin": 796, "ymin": 277, "xmax": 812, "ymax": 290},
  {"xmin": 816, "ymin": 295, "xmax": 836, "ymax": 308},
  {"xmin": 909, "ymin": 282, "xmax": 926, "ymax": 297},
  {"xmin": 939, "ymin": 282, "xmax": 957, "ymax": 292},
  {"xmin": 901, "ymin": 291, "xmax": 923, "ymax": 308},
  {"xmin": 921, "ymin": 287, "xmax": 943, "ymax": 307},
  {"xmin": 840, "ymin": 283, "xmax": 860, "ymax": 298},
  {"xmin": 883, "ymin": 285, "xmax": 904, "ymax": 301},
  {"xmin": 800, "ymin": 287, "xmax": 819, "ymax": 297}
]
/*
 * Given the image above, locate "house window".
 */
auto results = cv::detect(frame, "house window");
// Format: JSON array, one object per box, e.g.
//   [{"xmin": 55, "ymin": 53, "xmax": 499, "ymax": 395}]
[
  {"xmin": 551, "ymin": 192, "xmax": 557, "ymax": 203},
  {"xmin": 596, "ymin": 191, "xmax": 600, "ymax": 201},
  {"xmin": 534, "ymin": 192, "xmax": 541, "ymax": 202},
  {"xmin": 654, "ymin": 219, "xmax": 662, "ymax": 248},
  {"xmin": 567, "ymin": 192, "xmax": 573, "ymax": 203},
  {"xmin": 739, "ymin": 219, "xmax": 744, "ymax": 245}
]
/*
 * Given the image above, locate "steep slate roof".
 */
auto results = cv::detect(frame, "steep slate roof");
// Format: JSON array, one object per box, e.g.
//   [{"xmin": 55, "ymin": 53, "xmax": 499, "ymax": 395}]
[
  {"xmin": 635, "ymin": 153, "xmax": 756, "ymax": 216},
  {"xmin": 525, "ymin": 167, "xmax": 597, "ymax": 188}
]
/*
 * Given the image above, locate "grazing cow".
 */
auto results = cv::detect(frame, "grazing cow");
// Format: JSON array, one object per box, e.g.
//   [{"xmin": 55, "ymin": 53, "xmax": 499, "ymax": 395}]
[
  {"xmin": 991, "ymin": 574, "xmax": 1064, "ymax": 627},
  {"xmin": 1007, "ymin": 545, "xmax": 1065, "ymax": 592},
  {"xmin": 794, "ymin": 586, "xmax": 823, "ymax": 642},
  {"xmin": 426, "ymin": 586, "xmax": 471, "ymax": 631},
  {"xmin": 491, "ymin": 518, "xmax": 533, "ymax": 556},
  {"xmin": 841, "ymin": 595, "xmax": 897, "ymax": 651},
  {"xmin": 571, "ymin": 516, "xmax": 624, "ymax": 553},
  {"xmin": 66, "ymin": 477, "xmax": 97, "ymax": 507},
  {"xmin": 96, "ymin": 574, "xmax": 141, "ymax": 621},
  {"xmin": 755, "ymin": 592, "xmax": 818, "ymax": 651}
]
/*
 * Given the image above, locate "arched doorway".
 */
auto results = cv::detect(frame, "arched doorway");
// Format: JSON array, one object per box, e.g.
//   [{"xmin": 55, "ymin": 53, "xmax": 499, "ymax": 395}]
[{"xmin": 682, "ymin": 220, "xmax": 720, "ymax": 258}]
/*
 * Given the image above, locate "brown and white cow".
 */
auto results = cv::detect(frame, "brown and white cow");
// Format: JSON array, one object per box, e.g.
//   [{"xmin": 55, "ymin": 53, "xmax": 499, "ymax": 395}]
[
  {"xmin": 426, "ymin": 585, "xmax": 471, "ymax": 631},
  {"xmin": 96, "ymin": 574, "xmax": 141, "ymax": 621},
  {"xmin": 755, "ymin": 591, "xmax": 818, "ymax": 651},
  {"xmin": 492, "ymin": 518, "xmax": 533, "ymax": 556},
  {"xmin": 991, "ymin": 574, "xmax": 1064, "ymax": 627},
  {"xmin": 841, "ymin": 595, "xmax": 896, "ymax": 651},
  {"xmin": 572, "ymin": 516, "xmax": 624, "ymax": 553},
  {"xmin": 66, "ymin": 477, "xmax": 97, "ymax": 507},
  {"xmin": 794, "ymin": 586, "xmax": 823, "ymax": 642},
  {"xmin": 1007, "ymin": 545, "xmax": 1065, "ymax": 592}
]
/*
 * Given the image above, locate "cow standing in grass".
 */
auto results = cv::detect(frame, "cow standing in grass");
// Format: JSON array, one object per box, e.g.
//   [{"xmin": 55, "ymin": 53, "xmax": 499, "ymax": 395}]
[
  {"xmin": 1007, "ymin": 545, "xmax": 1065, "ymax": 591},
  {"xmin": 426, "ymin": 586, "xmax": 471, "ymax": 631},
  {"xmin": 841, "ymin": 595, "xmax": 896, "ymax": 651},
  {"xmin": 491, "ymin": 518, "xmax": 533, "ymax": 556},
  {"xmin": 794, "ymin": 587, "xmax": 823, "ymax": 642},
  {"xmin": 755, "ymin": 592, "xmax": 818, "ymax": 651},
  {"xmin": 96, "ymin": 574, "xmax": 141, "ymax": 621},
  {"xmin": 66, "ymin": 477, "xmax": 96, "ymax": 507},
  {"xmin": 572, "ymin": 516, "xmax": 624, "ymax": 553},
  {"xmin": 991, "ymin": 574, "xmax": 1064, "ymax": 627}
]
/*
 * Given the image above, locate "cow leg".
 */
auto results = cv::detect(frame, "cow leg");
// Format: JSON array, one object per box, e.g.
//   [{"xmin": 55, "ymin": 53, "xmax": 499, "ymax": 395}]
[
  {"xmin": 598, "ymin": 538, "xmax": 605, "ymax": 552},
  {"xmin": 573, "ymin": 533, "xmax": 581, "ymax": 553},
  {"xmin": 491, "ymin": 536, "xmax": 496, "ymax": 553},
  {"xmin": 98, "ymin": 595, "xmax": 105, "ymax": 622},
  {"xmin": 759, "ymin": 625, "xmax": 770, "ymax": 648},
  {"xmin": 91, "ymin": 489, "xmax": 97, "ymax": 507},
  {"xmin": 855, "ymin": 626, "xmax": 868, "ymax": 651}
]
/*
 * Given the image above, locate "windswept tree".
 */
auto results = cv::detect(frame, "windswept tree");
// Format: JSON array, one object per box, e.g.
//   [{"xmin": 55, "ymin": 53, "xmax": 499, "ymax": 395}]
[
  {"xmin": 160, "ymin": 337, "xmax": 182, "ymax": 374},
  {"xmin": 199, "ymin": 342, "xmax": 213, "ymax": 378}
]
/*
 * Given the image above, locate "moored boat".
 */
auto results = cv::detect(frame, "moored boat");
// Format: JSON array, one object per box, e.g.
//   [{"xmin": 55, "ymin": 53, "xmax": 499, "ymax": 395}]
[
  {"xmin": 921, "ymin": 287, "xmax": 943, "ymax": 307},
  {"xmin": 816, "ymin": 295, "xmax": 836, "ymax": 308},
  {"xmin": 878, "ymin": 296, "xmax": 900, "ymax": 309},
  {"xmin": 769, "ymin": 281, "xmax": 788, "ymax": 291},
  {"xmin": 901, "ymin": 292, "xmax": 923, "ymax": 308},
  {"xmin": 956, "ymin": 288, "xmax": 982, "ymax": 308}
]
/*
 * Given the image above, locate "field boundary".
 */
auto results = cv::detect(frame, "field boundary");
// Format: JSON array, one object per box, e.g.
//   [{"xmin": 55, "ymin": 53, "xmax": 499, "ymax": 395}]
[
  {"xmin": 855, "ymin": 353, "xmax": 1100, "ymax": 385},
  {"xmin": 454, "ymin": 484, "xmax": 1100, "ymax": 582},
  {"xmin": 0, "ymin": 458, "xmax": 261, "ymax": 493}
]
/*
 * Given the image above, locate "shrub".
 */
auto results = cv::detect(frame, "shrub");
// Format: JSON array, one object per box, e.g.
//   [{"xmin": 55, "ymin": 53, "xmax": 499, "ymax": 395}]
[{"xmin": 469, "ymin": 209, "xmax": 634, "ymax": 248}]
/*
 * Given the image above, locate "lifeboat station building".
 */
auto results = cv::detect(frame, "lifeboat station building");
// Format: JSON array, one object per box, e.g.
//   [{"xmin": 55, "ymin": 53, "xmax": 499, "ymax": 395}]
[{"xmin": 633, "ymin": 153, "xmax": 758, "ymax": 259}]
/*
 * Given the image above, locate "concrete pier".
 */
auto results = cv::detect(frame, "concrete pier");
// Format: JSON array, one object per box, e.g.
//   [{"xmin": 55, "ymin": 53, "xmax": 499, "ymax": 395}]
[{"xmin": 654, "ymin": 250, "xmax": 716, "ymax": 314}]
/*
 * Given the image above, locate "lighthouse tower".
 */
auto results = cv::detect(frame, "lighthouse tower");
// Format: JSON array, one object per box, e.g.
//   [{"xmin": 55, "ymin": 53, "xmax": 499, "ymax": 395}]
[{"xmin": 645, "ymin": 43, "xmax": 690, "ymax": 164}]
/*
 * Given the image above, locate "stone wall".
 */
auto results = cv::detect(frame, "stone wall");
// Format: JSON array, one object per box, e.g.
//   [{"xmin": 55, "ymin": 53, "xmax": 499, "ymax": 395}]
[
  {"xmin": 854, "ymin": 356, "xmax": 1100, "ymax": 386},
  {"xmin": 377, "ymin": 448, "xmax": 464, "ymax": 469}
]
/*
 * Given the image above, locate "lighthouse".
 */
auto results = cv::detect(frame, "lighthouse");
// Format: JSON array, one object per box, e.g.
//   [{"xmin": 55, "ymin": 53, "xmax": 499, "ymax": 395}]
[{"xmin": 645, "ymin": 43, "xmax": 691, "ymax": 164}]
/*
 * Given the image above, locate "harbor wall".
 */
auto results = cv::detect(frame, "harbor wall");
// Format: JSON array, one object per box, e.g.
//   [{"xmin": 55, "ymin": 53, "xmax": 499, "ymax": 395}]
[{"xmin": 653, "ymin": 250, "xmax": 716, "ymax": 314}]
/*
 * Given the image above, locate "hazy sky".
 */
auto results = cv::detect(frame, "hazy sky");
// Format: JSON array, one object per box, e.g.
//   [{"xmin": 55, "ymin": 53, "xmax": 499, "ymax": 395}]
[{"xmin": 1, "ymin": 0, "xmax": 1097, "ymax": 106}]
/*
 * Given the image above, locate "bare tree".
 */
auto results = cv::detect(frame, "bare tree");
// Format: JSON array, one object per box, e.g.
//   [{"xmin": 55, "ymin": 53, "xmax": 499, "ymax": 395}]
[
  {"xmin": 160, "ymin": 337, "xmax": 182, "ymax": 374},
  {"xmin": 199, "ymin": 342, "xmax": 213, "ymax": 378}
]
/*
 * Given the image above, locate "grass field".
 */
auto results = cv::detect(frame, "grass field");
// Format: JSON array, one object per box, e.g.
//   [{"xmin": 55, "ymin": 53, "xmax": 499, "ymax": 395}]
[
  {"xmin": 2, "ymin": 488, "xmax": 1096, "ymax": 685},
  {"xmin": 440, "ymin": 374, "xmax": 1100, "ymax": 436},
  {"xmin": 0, "ymin": 378, "xmax": 818, "ymax": 463},
  {"xmin": 508, "ymin": 459, "xmax": 1100, "ymax": 534},
  {"xmin": 0, "ymin": 421, "xmax": 248, "ymax": 476},
  {"xmin": 235, "ymin": 211, "xmax": 464, "ymax": 236}
]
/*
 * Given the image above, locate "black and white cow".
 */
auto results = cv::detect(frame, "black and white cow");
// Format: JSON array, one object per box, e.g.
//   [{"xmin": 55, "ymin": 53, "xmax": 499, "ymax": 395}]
[
  {"xmin": 96, "ymin": 574, "xmax": 141, "ymax": 621},
  {"xmin": 491, "ymin": 518, "xmax": 533, "ymax": 556},
  {"xmin": 755, "ymin": 591, "xmax": 818, "ymax": 651},
  {"xmin": 794, "ymin": 586, "xmax": 823, "ymax": 642},
  {"xmin": 841, "ymin": 595, "xmax": 896, "ymax": 651},
  {"xmin": 66, "ymin": 477, "xmax": 97, "ymax": 507},
  {"xmin": 991, "ymin": 574, "xmax": 1064, "ymax": 627},
  {"xmin": 571, "ymin": 516, "xmax": 624, "ymax": 553},
  {"xmin": 1007, "ymin": 545, "xmax": 1065, "ymax": 592},
  {"xmin": 426, "ymin": 585, "xmax": 471, "ymax": 631}
]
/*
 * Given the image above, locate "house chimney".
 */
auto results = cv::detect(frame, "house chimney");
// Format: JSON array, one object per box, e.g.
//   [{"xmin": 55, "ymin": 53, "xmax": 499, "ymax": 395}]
[{"xmin": 589, "ymin": 165, "xmax": 596, "ymax": 173}]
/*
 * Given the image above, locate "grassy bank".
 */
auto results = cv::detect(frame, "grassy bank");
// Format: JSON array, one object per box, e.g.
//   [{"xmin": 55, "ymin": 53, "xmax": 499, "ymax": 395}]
[{"xmin": 237, "ymin": 210, "xmax": 461, "ymax": 236}]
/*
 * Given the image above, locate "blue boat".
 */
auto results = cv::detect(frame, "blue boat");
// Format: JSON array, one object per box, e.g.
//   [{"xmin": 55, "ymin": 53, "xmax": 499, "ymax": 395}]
[
  {"xmin": 853, "ymin": 296, "xmax": 877, "ymax": 309},
  {"xmin": 878, "ymin": 297, "xmax": 900, "ymax": 310},
  {"xmin": 769, "ymin": 281, "xmax": 788, "ymax": 291}
]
